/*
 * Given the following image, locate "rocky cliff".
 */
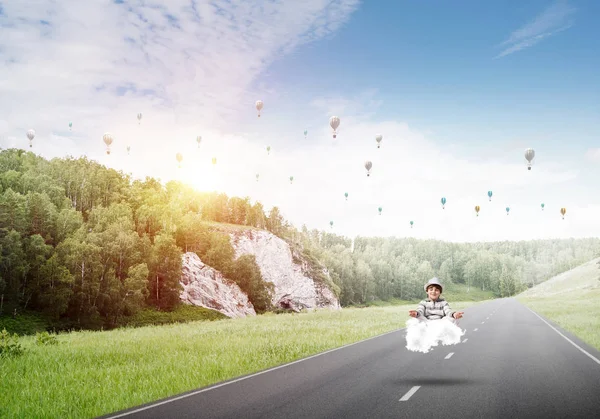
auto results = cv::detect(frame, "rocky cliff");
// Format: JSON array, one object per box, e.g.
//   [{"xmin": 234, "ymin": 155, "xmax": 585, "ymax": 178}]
[
  {"xmin": 229, "ymin": 229, "xmax": 341, "ymax": 312},
  {"xmin": 179, "ymin": 228, "xmax": 341, "ymax": 318}
]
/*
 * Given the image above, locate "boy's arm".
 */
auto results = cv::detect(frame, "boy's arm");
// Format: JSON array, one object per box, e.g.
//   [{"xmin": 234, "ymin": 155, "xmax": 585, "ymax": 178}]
[
  {"xmin": 442, "ymin": 300, "xmax": 456, "ymax": 319},
  {"xmin": 415, "ymin": 301, "xmax": 426, "ymax": 318}
]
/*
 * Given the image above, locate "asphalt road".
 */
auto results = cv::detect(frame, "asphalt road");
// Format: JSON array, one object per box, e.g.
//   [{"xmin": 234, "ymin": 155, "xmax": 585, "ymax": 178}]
[{"xmin": 101, "ymin": 298, "xmax": 600, "ymax": 419}]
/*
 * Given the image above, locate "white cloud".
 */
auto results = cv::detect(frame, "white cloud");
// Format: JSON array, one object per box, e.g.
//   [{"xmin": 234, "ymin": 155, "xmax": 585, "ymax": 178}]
[
  {"xmin": 1, "ymin": 1, "xmax": 598, "ymax": 244},
  {"xmin": 494, "ymin": 0, "xmax": 576, "ymax": 58},
  {"xmin": 585, "ymin": 148, "xmax": 600, "ymax": 163}
]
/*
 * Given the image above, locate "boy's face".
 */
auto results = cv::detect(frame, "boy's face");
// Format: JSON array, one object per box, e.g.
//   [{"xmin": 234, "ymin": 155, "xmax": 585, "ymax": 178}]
[{"xmin": 426, "ymin": 285, "xmax": 441, "ymax": 300}]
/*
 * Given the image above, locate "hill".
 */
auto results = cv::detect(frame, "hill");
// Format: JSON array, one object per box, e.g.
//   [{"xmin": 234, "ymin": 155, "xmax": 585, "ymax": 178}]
[{"xmin": 516, "ymin": 258, "xmax": 600, "ymax": 350}]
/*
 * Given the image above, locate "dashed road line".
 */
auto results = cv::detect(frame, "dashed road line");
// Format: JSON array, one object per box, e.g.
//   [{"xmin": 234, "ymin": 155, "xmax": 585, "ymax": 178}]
[
  {"xmin": 474, "ymin": 328, "xmax": 478, "ymax": 331},
  {"xmin": 445, "ymin": 352, "xmax": 454, "ymax": 359},
  {"xmin": 463, "ymin": 338, "xmax": 468, "ymax": 343},
  {"xmin": 399, "ymin": 386, "xmax": 421, "ymax": 401}
]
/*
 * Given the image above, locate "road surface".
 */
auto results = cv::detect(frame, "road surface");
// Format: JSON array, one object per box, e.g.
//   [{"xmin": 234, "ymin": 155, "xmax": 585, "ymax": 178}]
[{"xmin": 101, "ymin": 298, "xmax": 600, "ymax": 419}]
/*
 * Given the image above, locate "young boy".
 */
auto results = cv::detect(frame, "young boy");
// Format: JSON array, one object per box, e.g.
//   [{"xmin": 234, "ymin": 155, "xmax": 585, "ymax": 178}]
[{"xmin": 408, "ymin": 277, "xmax": 464, "ymax": 321}]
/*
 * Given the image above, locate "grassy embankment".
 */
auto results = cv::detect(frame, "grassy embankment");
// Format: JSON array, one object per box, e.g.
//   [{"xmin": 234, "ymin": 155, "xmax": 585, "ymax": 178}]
[
  {"xmin": 1, "ymin": 295, "xmax": 483, "ymax": 419},
  {"xmin": 516, "ymin": 258, "xmax": 600, "ymax": 351}
]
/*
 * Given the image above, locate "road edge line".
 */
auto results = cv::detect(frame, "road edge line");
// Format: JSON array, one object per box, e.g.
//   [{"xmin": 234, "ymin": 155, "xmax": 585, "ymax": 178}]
[{"xmin": 523, "ymin": 305, "xmax": 600, "ymax": 367}]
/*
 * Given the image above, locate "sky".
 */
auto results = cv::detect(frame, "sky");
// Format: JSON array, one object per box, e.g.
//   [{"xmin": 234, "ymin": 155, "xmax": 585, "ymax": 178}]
[{"xmin": 1, "ymin": 0, "xmax": 599, "ymax": 243}]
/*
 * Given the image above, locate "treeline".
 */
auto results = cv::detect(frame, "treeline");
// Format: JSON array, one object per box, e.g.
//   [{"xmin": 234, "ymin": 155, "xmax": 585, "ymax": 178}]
[
  {"xmin": 0, "ymin": 149, "xmax": 281, "ymax": 330},
  {"xmin": 297, "ymin": 232, "xmax": 600, "ymax": 305},
  {"xmin": 1, "ymin": 148, "xmax": 598, "ymax": 333}
]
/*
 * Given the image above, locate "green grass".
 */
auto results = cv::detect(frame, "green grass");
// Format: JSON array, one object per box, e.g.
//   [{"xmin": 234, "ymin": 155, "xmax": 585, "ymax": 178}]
[
  {"xmin": 516, "ymin": 258, "xmax": 600, "ymax": 352},
  {"xmin": 0, "ymin": 300, "xmax": 482, "ymax": 418},
  {"xmin": 0, "ymin": 311, "xmax": 51, "ymax": 335}
]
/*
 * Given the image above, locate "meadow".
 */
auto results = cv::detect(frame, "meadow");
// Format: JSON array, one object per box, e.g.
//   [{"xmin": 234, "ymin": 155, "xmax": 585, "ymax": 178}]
[
  {"xmin": 516, "ymin": 258, "xmax": 600, "ymax": 351},
  {"xmin": 1, "ymin": 300, "xmax": 476, "ymax": 419}
]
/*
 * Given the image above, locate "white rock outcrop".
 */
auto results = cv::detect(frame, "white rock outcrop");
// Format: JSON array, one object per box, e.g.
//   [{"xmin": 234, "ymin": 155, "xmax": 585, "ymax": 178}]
[
  {"xmin": 180, "ymin": 252, "xmax": 256, "ymax": 318},
  {"xmin": 230, "ymin": 229, "xmax": 341, "ymax": 312}
]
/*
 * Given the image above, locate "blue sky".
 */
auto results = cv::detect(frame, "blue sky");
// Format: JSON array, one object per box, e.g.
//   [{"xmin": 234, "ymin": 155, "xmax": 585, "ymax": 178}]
[{"xmin": 0, "ymin": 0, "xmax": 599, "ymax": 242}]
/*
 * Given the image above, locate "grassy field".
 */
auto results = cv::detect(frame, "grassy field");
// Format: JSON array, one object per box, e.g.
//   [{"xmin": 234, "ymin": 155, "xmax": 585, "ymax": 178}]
[
  {"xmin": 516, "ymin": 258, "xmax": 600, "ymax": 351},
  {"xmin": 1, "ymin": 300, "xmax": 479, "ymax": 419}
]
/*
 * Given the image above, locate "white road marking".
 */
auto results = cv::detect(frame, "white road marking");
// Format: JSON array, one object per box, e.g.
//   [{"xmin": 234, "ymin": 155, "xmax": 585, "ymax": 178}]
[
  {"xmin": 463, "ymin": 338, "xmax": 468, "ymax": 343},
  {"xmin": 474, "ymin": 328, "xmax": 478, "ymax": 331},
  {"xmin": 445, "ymin": 352, "xmax": 454, "ymax": 359},
  {"xmin": 524, "ymin": 306, "xmax": 600, "ymax": 367},
  {"xmin": 400, "ymin": 386, "xmax": 421, "ymax": 401},
  {"xmin": 481, "ymin": 321, "xmax": 485, "ymax": 324}
]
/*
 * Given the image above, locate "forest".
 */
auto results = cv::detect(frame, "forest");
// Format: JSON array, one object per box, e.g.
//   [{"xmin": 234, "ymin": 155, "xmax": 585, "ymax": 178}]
[{"xmin": 1, "ymin": 148, "xmax": 599, "ymax": 332}]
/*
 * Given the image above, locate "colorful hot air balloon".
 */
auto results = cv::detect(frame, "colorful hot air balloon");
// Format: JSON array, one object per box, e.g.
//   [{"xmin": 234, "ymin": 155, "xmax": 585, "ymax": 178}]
[
  {"xmin": 26, "ymin": 129, "xmax": 35, "ymax": 148},
  {"xmin": 488, "ymin": 191, "xmax": 493, "ymax": 201},
  {"xmin": 506, "ymin": 207, "xmax": 510, "ymax": 215},
  {"xmin": 255, "ymin": 100, "xmax": 263, "ymax": 117},
  {"xmin": 378, "ymin": 206, "xmax": 382, "ymax": 215},
  {"xmin": 196, "ymin": 136, "xmax": 202, "ymax": 148},
  {"xmin": 375, "ymin": 134, "xmax": 383, "ymax": 148},
  {"xmin": 304, "ymin": 129, "xmax": 308, "ymax": 138},
  {"xmin": 345, "ymin": 192, "xmax": 348, "ymax": 201},
  {"xmin": 266, "ymin": 146, "xmax": 271, "ymax": 155},
  {"xmin": 365, "ymin": 160, "xmax": 372, "ymax": 176},
  {"xmin": 330, "ymin": 221, "xmax": 334, "ymax": 228},
  {"xmin": 560, "ymin": 207, "xmax": 566, "ymax": 219},
  {"xmin": 137, "ymin": 113, "xmax": 142, "ymax": 124},
  {"xmin": 176, "ymin": 152, "xmax": 183, "ymax": 168},
  {"xmin": 68, "ymin": 122, "xmax": 72, "ymax": 131},
  {"xmin": 525, "ymin": 148, "xmax": 535, "ymax": 170},
  {"xmin": 212, "ymin": 157, "xmax": 217, "ymax": 165},
  {"xmin": 256, "ymin": 173, "xmax": 259, "ymax": 182},
  {"xmin": 126, "ymin": 145, "xmax": 131, "ymax": 155},
  {"xmin": 541, "ymin": 203, "xmax": 545, "ymax": 211},
  {"xmin": 103, "ymin": 132, "xmax": 113, "ymax": 154},
  {"xmin": 441, "ymin": 197, "xmax": 446, "ymax": 209},
  {"xmin": 289, "ymin": 176, "xmax": 294, "ymax": 184},
  {"xmin": 475, "ymin": 205, "xmax": 480, "ymax": 216},
  {"xmin": 329, "ymin": 116, "xmax": 340, "ymax": 138},
  {"xmin": 410, "ymin": 220, "xmax": 414, "ymax": 228}
]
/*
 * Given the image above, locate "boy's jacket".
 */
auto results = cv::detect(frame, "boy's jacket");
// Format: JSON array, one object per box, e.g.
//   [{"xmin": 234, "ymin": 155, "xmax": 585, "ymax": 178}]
[{"xmin": 415, "ymin": 297, "xmax": 456, "ymax": 320}]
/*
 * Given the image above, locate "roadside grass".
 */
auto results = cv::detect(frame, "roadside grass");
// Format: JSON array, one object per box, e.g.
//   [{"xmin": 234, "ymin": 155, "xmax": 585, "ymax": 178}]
[
  {"xmin": 0, "ymin": 300, "xmax": 483, "ymax": 419},
  {"xmin": 516, "ymin": 258, "xmax": 600, "ymax": 352},
  {"xmin": 517, "ymin": 288, "xmax": 600, "ymax": 352}
]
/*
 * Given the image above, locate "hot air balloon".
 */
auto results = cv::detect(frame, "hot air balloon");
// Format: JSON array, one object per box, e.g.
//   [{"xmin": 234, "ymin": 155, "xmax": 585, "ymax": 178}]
[
  {"xmin": 255, "ymin": 100, "xmax": 263, "ymax": 117},
  {"xmin": 26, "ymin": 129, "xmax": 35, "ymax": 148},
  {"xmin": 365, "ymin": 160, "xmax": 372, "ymax": 176},
  {"xmin": 506, "ymin": 207, "xmax": 510, "ymax": 215},
  {"xmin": 345, "ymin": 192, "xmax": 348, "ymax": 201},
  {"xmin": 375, "ymin": 134, "xmax": 383, "ymax": 148},
  {"xmin": 256, "ymin": 173, "xmax": 259, "ymax": 182},
  {"xmin": 488, "ymin": 191, "xmax": 493, "ymax": 201},
  {"xmin": 137, "ymin": 113, "xmax": 142, "ymax": 124},
  {"xmin": 410, "ymin": 220, "xmax": 414, "ymax": 228},
  {"xmin": 330, "ymin": 221, "xmax": 334, "ymax": 228},
  {"xmin": 289, "ymin": 176, "xmax": 294, "ymax": 184},
  {"xmin": 69, "ymin": 122, "xmax": 72, "ymax": 131},
  {"xmin": 541, "ymin": 203, "xmax": 545, "ymax": 211},
  {"xmin": 267, "ymin": 146, "xmax": 271, "ymax": 155},
  {"xmin": 176, "ymin": 153, "xmax": 183, "ymax": 168},
  {"xmin": 441, "ymin": 197, "xmax": 446, "ymax": 209},
  {"xmin": 329, "ymin": 116, "xmax": 340, "ymax": 138},
  {"xmin": 103, "ymin": 132, "xmax": 113, "ymax": 154},
  {"xmin": 196, "ymin": 136, "xmax": 202, "ymax": 148},
  {"xmin": 560, "ymin": 207, "xmax": 566, "ymax": 219},
  {"xmin": 525, "ymin": 148, "xmax": 535, "ymax": 170},
  {"xmin": 304, "ymin": 129, "xmax": 308, "ymax": 139},
  {"xmin": 475, "ymin": 205, "xmax": 480, "ymax": 216},
  {"xmin": 212, "ymin": 157, "xmax": 217, "ymax": 165},
  {"xmin": 378, "ymin": 206, "xmax": 382, "ymax": 215},
  {"xmin": 126, "ymin": 145, "xmax": 131, "ymax": 155}
]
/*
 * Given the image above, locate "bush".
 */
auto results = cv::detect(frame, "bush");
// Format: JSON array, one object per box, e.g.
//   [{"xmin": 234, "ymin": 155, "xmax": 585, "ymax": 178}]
[
  {"xmin": 35, "ymin": 331, "xmax": 59, "ymax": 346},
  {"xmin": 0, "ymin": 328, "xmax": 25, "ymax": 358}
]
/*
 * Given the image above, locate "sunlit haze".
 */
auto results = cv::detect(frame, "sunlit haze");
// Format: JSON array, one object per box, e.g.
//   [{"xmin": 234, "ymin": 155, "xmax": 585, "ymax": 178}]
[{"xmin": 2, "ymin": 0, "xmax": 599, "ymax": 242}]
